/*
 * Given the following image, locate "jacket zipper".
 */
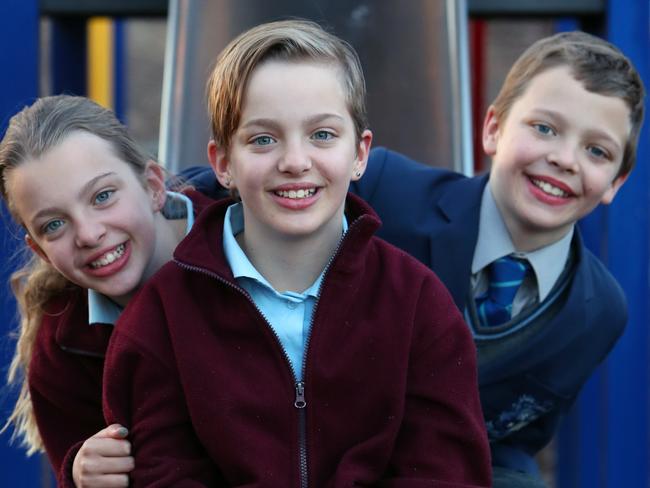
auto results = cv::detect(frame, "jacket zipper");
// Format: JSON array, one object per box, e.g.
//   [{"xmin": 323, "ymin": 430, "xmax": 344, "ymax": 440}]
[
  {"xmin": 175, "ymin": 261, "xmax": 312, "ymax": 487},
  {"xmin": 291, "ymin": 220, "xmax": 357, "ymax": 488},
  {"xmin": 174, "ymin": 218, "xmax": 361, "ymax": 488}
]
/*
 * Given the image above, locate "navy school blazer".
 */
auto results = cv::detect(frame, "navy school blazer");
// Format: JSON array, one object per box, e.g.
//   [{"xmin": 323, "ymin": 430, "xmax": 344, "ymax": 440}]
[{"xmin": 351, "ymin": 147, "xmax": 627, "ymax": 468}]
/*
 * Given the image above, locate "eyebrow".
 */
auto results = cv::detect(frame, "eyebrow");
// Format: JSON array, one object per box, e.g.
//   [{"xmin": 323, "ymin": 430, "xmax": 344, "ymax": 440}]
[
  {"xmin": 77, "ymin": 172, "xmax": 116, "ymax": 200},
  {"xmin": 304, "ymin": 113, "xmax": 346, "ymax": 125},
  {"xmin": 583, "ymin": 129, "xmax": 624, "ymax": 152},
  {"xmin": 530, "ymin": 108, "xmax": 567, "ymax": 124},
  {"xmin": 31, "ymin": 172, "xmax": 117, "ymax": 222},
  {"xmin": 240, "ymin": 113, "xmax": 346, "ymax": 130}
]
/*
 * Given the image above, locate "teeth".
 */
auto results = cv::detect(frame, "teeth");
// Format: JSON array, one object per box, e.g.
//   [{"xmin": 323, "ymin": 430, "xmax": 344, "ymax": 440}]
[
  {"xmin": 531, "ymin": 178, "xmax": 569, "ymax": 198},
  {"xmin": 275, "ymin": 188, "xmax": 316, "ymax": 199},
  {"xmin": 90, "ymin": 243, "xmax": 126, "ymax": 269}
]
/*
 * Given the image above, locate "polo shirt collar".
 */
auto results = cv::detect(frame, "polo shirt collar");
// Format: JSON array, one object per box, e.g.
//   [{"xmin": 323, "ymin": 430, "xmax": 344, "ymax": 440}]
[{"xmin": 222, "ymin": 202, "xmax": 347, "ymax": 297}]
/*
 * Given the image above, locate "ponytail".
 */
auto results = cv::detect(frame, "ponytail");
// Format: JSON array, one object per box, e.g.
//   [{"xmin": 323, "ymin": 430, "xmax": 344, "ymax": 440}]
[{"xmin": 3, "ymin": 254, "xmax": 76, "ymax": 454}]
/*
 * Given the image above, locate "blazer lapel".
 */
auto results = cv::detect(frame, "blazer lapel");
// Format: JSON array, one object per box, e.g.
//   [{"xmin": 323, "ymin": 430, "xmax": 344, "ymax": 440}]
[{"xmin": 429, "ymin": 174, "xmax": 487, "ymax": 309}]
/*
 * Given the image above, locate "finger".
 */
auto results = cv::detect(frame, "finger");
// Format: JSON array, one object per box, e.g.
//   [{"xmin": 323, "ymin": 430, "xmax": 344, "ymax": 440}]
[
  {"xmin": 76, "ymin": 456, "xmax": 134, "ymax": 480},
  {"xmin": 81, "ymin": 437, "xmax": 132, "ymax": 457},
  {"xmin": 78, "ymin": 473, "xmax": 130, "ymax": 488},
  {"xmin": 91, "ymin": 424, "xmax": 129, "ymax": 440},
  {"xmin": 106, "ymin": 424, "xmax": 129, "ymax": 439},
  {"xmin": 90, "ymin": 456, "xmax": 135, "ymax": 474}
]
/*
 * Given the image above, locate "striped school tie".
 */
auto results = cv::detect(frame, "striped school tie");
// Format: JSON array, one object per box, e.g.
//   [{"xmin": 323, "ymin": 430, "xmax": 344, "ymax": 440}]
[{"xmin": 476, "ymin": 255, "xmax": 530, "ymax": 327}]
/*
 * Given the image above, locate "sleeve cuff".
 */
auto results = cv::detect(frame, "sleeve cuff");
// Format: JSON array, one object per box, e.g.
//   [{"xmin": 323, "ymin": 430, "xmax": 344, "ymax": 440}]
[{"xmin": 57, "ymin": 440, "xmax": 84, "ymax": 488}]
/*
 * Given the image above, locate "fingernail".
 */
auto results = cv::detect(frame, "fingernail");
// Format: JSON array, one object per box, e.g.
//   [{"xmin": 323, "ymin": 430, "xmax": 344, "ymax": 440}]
[{"xmin": 117, "ymin": 427, "xmax": 129, "ymax": 437}]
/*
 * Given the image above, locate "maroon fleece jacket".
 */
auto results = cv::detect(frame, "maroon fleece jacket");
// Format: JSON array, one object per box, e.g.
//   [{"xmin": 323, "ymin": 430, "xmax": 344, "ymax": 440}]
[
  {"xmin": 103, "ymin": 193, "xmax": 491, "ymax": 487},
  {"xmin": 26, "ymin": 190, "xmax": 213, "ymax": 487},
  {"xmin": 29, "ymin": 289, "xmax": 111, "ymax": 487}
]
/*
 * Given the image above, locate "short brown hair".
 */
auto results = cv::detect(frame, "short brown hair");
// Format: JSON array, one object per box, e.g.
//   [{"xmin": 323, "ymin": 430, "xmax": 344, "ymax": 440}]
[
  {"xmin": 206, "ymin": 19, "xmax": 368, "ymax": 150},
  {"xmin": 492, "ymin": 31, "xmax": 645, "ymax": 177}
]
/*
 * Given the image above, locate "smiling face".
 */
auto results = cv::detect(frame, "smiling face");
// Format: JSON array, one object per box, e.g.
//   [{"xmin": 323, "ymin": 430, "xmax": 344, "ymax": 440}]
[
  {"xmin": 5, "ymin": 131, "xmax": 166, "ymax": 305},
  {"xmin": 209, "ymin": 59, "xmax": 372, "ymax": 248},
  {"xmin": 484, "ymin": 66, "xmax": 631, "ymax": 251}
]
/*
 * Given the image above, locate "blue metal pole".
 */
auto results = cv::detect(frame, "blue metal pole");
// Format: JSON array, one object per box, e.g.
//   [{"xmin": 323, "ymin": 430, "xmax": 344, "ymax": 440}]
[
  {"xmin": 0, "ymin": 0, "xmax": 38, "ymax": 128},
  {"xmin": 603, "ymin": 0, "xmax": 650, "ymax": 486},
  {"xmin": 554, "ymin": 16, "xmax": 608, "ymax": 488},
  {"xmin": 0, "ymin": 1, "xmax": 50, "ymax": 486},
  {"xmin": 560, "ymin": 212, "xmax": 612, "ymax": 488},
  {"xmin": 556, "ymin": 3, "xmax": 650, "ymax": 486},
  {"xmin": 50, "ymin": 17, "xmax": 87, "ymax": 96},
  {"xmin": 113, "ymin": 18, "xmax": 127, "ymax": 123}
]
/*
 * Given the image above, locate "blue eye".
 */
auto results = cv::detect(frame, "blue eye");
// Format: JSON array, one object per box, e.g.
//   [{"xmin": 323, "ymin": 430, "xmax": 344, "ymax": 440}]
[
  {"xmin": 252, "ymin": 135, "xmax": 275, "ymax": 146},
  {"xmin": 43, "ymin": 219, "xmax": 65, "ymax": 235},
  {"xmin": 94, "ymin": 189, "xmax": 114, "ymax": 205},
  {"xmin": 312, "ymin": 130, "xmax": 334, "ymax": 141},
  {"xmin": 533, "ymin": 123, "xmax": 555, "ymax": 136},
  {"xmin": 588, "ymin": 145, "xmax": 608, "ymax": 159}
]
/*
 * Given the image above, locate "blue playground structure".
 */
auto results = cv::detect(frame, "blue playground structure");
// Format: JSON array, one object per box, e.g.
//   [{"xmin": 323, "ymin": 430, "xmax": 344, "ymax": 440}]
[{"xmin": 0, "ymin": 1, "xmax": 647, "ymax": 486}]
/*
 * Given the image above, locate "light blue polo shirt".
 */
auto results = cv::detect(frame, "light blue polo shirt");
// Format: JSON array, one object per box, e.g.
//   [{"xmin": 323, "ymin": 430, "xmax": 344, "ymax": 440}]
[
  {"xmin": 471, "ymin": 184, "xmax": 573, "ymax": 316},
  {"xmin": 222, "ymin": 202, "xmax": 347, "ymax": 379},
  {"xmin": 88, "ymin": 191, "xmax": 194, "ymax": 325}
]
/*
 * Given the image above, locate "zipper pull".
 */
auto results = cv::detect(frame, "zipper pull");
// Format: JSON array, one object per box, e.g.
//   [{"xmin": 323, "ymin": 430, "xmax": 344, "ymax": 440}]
[{"xmin": 294, "ymin": 381, "xmax": 307, "ymax": 409}]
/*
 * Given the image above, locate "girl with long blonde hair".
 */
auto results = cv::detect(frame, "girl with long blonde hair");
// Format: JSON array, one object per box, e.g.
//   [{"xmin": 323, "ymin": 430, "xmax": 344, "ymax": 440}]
[{"xmin": 1, "ymin": 95, "xmax": 217, "ymax": 487}]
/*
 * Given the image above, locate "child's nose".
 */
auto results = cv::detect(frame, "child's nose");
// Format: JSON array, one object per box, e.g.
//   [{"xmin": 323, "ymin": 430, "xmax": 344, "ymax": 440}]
[
  {"xmin": 74, "ymin": 220, "xmax": 107, "ymax": 248},
  {"xmin": 278, "ymin": 142, "xmax": 312, "ymax": 174},
  {"xmin": 547, "ymin": 143, "xmax": 579, "ymax": 173}
]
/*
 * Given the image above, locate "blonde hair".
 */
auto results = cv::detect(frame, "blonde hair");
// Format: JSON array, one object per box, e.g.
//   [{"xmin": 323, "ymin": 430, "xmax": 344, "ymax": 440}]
[
  {"xmin": 5, "ymin": 256, "xmax": 74, "ymax": 454},
  {"xmin": 492, "ymin": 31, "xmax": 645, "ymax": 178},
  {"xmin": 206, "ymin": 19, "xmax": 368, "ymax": 150},
  {"xmin": 0, "ymin": 95, "xmax": 150, "ymax": 453}
]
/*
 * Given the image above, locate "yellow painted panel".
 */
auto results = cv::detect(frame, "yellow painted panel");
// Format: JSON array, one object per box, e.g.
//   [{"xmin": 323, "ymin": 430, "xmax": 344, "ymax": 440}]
[{"xmin": 87, "ymin": 17, "xmax": 114, "ymax": 109}]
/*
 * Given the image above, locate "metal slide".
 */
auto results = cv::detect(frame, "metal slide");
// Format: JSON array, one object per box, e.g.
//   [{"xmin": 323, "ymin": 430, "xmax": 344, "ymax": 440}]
[{"xmin": 158, "ymin": 0, "xmax": 473, "ymax": 175}]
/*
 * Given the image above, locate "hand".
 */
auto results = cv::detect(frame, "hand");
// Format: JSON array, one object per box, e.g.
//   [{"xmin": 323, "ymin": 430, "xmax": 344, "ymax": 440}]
[{"xmin": 72, "ymin": 424, "xmax": 134, "ymax": 487}]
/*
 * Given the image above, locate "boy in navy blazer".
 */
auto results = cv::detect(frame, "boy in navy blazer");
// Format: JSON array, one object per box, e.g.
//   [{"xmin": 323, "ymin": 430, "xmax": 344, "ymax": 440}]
[
  {"xmin": 184, "ymin": 31, "xmax": 644, "ymax": 486},
  {"xmin": 351, "ymin": 32, "xmax": 644, "ymax": 486}
]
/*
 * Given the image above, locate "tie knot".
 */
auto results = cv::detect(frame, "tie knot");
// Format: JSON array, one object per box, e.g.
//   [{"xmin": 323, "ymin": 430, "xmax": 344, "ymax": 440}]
[
  {"xmin": 475, "ymin": 255, "xmax": 531, "ymax": 328},
  {"xmin": 488, "ymin": 255, "xmax": 530, "ymax": 288}
]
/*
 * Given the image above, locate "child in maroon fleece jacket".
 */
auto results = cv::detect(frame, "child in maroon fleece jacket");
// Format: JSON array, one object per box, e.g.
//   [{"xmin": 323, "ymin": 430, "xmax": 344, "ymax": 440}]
[
  {"xmin": 0, "ymin": 95, "xmax": 217, "ymax": 487},
  {"xmin": 103, "ymin": 19, "xmax": 492, "ymax": 487}
]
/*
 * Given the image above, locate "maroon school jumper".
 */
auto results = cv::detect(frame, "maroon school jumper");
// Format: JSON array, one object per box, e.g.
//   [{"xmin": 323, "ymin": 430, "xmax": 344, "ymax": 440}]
[
  {"xmin": 26, "ymin": 190, "xmax": 213, "ymax": 487},
  {"xmin": 104, "ymin": 193, "xmax": 492, "ymax": 487}
]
